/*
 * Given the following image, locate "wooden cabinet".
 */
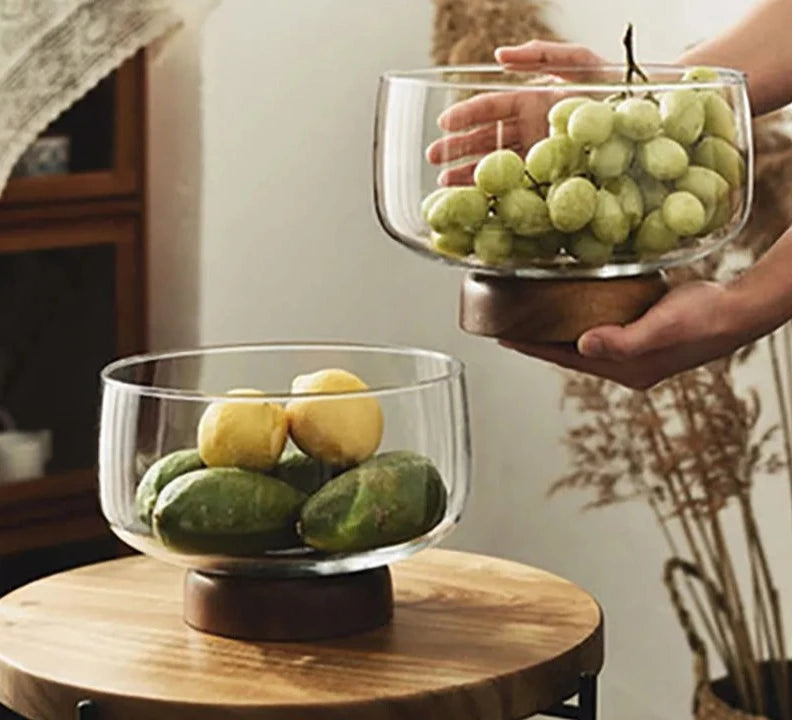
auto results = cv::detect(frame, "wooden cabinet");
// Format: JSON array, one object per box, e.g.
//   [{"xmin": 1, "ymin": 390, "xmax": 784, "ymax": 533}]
[
  {"xmin": 0, "ymin": 58, "xmax": 144, "ymax": 205},
  {"xmin": 0, "ymin": 54, "xmax": 147, "ymax": 592}
]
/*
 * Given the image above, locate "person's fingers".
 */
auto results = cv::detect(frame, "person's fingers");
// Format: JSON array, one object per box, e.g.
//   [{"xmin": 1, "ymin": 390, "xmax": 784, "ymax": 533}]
[
  {"xmin": 500, "ymin": 341, "xmax": 614, "ymax": 374},
  {"xmin": 436, "ymin": 43, "xmax": 605, "ymax": 138},
  {"xmin": 498, "ymin": 340, "xmax": 669, "ymax": 391},
  {"xmin": 435, "ymin": 139, "xmax": 524, "ymax": 185},
  {"xmin": 426, "ymin": 119, "xmax": 522, "ymax": 165},
  {"xmin": 496, "ymin": 41, "xmax": 609, "ymax": 83},
  {"xmin": 499, "ymin": 280, "xmax": 740, "ymax": 390},
  {"xmin": 437, "ymin": 90, "xmax": 523, "ymax": 132},
  {"xmin": 437, "ymin": 161, "xmax": 477, "ymax": 187},
  {"xmin": 577, "ymin": 282, "xmax": 727, "ymax": 360},
  {"xmin": 499, "ymin": 65, "xmax": 606, "ymax": 84},
  {"xmin": 576, "ymin": 315, "xmax": 679, "ymax": 361},
  {"xmin": 495, "ymin": 40, "xmax": 604, "ymax": 69}
]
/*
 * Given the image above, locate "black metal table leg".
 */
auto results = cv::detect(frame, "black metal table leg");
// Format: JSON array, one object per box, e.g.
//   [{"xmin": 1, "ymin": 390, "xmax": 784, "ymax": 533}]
[
  {"xmin": 578, "ymin": 673, "xmax": 597, "ymax": 720},
  {"xmin": 71, "ymin": 679, "xmax": 597, "ymax": 719},
  {"xmin": 540, "ymin": 672, "xmax": 598, "ymax": 720},
  {"xmin": 75, "ymin": 700, "xmax": 97, "ymax": 720}
]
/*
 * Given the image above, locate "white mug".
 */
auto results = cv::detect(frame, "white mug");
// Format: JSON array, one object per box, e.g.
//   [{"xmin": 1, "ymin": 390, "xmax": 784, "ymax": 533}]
[{"xmin": 0, "ymin": 430, "xmax": 52, "ymax": 483}]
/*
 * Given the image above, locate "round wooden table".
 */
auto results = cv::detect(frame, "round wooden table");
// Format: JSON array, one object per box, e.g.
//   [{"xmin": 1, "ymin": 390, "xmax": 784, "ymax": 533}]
[{"xmin": 0, "ymin": 549, "xmax": 603, "ymax": 720}]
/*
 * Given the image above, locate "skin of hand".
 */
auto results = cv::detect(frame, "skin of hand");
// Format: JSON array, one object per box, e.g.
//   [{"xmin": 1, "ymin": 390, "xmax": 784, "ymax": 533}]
[
  {"xmin": 425, "ymin": 42, "xmax": 605, "ymax": 186},
  {"xmin": 501, "ymin": 281, "xmax": 743, "ymax": 390},
  {"xmin": 425, "ymin": 17, "xmax": 792, "ymax": 388},
  {"xmin": 502, "ymin": 221, "xmax": 792, "ymax": 389},
  {"xmin": 676, "ymin": 0, "xmax": 792, "ymax": 115}
]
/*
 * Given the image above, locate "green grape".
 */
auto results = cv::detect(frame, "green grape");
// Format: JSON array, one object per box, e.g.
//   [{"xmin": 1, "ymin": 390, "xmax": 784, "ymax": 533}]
[
  {"xmin": 496, "ymin": 187, "xmax": 553, "ymax": 237},
  {"xmin": 511, "ymin": 232, "xmax": 565, "ymax": 262},
  {"xmin": 547, "ymin": 177, "xmax": 598, "ymax": 233},
  {"xmin": 604, "ymin": 175, "xmax": 644, "ymax": 229},
  {"xmin": 682, "ymin": 66, "xmax": 720, "ymax": 83},
  {"xmin": 701, "ymin": 91, "xmax": 737, "ymax": 144},
  {"xmin": 548, "ymin": 96, "xmax": 590, "ymax": 135},
  {"xmin": 614, "ymin": 97, "xmax": 661, "ymax": 141},
  {"xmin": 661, "ymin": 191, "xmax": 706, "ymax": 236},
  {"xmin": 512, "ymin": 236, "xmax": 541, "ymax": 260},
  {"xmin": 545, "ymin": 179, "xmax": 564, "ymax": 206},
  {"xmin": 473, "ymin": 218, "xmax": 514, "ymax": 263},
  {"xmin": 591, "ymin": 189, "xmax": 630, "ymax": 245},
  {"xmin": 636, "ymin": 173, "xmax": 670, "ymax": 212},
  {"xmin": 536, "ymin": 232, "xmax": 564, "ymax": 258},
  {"xmin": 568, "ymin": 143, "xmax": 589, "ymax": 175},
  {"xmin": 567, "ymin": 101, "xmax": 614, "ymax": 146},
  {"xmin": 587, "ymin": 134, "xmax": 634, "ymax": 181},
  {"xmin": 568, "ymin": 230, "xmax": 613, "ymax": 265},
  {"xmin": 702, "ymin": 195, "xmax": 732, "ymax": 233},
  {"xmin": 634, "ymin": 209, "xmax": 680, "ymax": 256},
  {"xmin": 674, "ymin": 165, "xmax": 730, "ymax": 207},
  {"xmin": 692, "ymin": 136, "xmax": 746, "ymax": 189},
  {"xmin": 421, "ymin": 187, "xmax": 450, "ymax": 221},
  {"xmin": 426, "ymin": 194, "xmax": 453, "ymax": 231},
  {"xmin": 427, "ymin": 186, "xmax": 489, "ymax": 232},
  {"xmin": 431, "ymin": 229, "xmax": 474, "ymax": 257},
  {"xmin": 660, "ymin": 89, "xmax": 705, "ymax": 145},
  {"xmin": 637, "ymin": 136, "xmax": 689, "ymax": 181},
  {"xmin": 513, "ymin": 234, "xmax": 564, "ymax": 263},
  {"xmin": 525, "ymin": 135, "xmax": 581, "ymax": 184},
  {"xmin": 473, "ymin": 149, "xmax": 525, "ymax": 195},
  {"xmin": 512, "ymin": 235, "xmax": 563, "ymax": 262}
]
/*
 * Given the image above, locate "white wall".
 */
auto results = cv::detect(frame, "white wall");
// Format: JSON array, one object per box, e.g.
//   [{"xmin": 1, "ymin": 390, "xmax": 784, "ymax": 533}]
[
  {"xmin": 148, "ymin": 20, "xmax": 205, "ymax": 351},
  {"xmin": 544, "ymin": 0, "xmax": 749, "ymax": 60},
  {"xmin": 147, "ymin": 1, "xmax": 774, "ymax": 718}
]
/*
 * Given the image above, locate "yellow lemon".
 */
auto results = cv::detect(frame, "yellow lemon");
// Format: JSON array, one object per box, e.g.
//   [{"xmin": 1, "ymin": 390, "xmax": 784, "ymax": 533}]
[
  {"xmin": 286, "ymin": 369, "xmax": 383, "ymax": 466},
  {"xmin": 197, "ymin": 388, "xmax": 287, "ymax": 470}
]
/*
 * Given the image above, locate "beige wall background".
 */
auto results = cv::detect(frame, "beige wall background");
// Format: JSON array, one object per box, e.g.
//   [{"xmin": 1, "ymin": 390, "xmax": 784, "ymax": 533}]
[{"xmin": 147, "ymin": 1, "xmax": 787, "ymax": 718}]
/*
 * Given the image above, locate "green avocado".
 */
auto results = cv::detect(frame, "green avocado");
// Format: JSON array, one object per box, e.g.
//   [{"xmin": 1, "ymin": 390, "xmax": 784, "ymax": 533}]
[
  {"xmin": 135, "ymin": 448, "xmax": 204, "ymax": 525},
  {"xmin": 152, "ymin": 467, "xmax": 307, "ymax": 555},
  {"xmin": 274, "ymin": 447, "xmax": 345, "ymax": 495},
  {"xmin": 299, "ymin": 451, "xmax": 447, "ymax": 553}
]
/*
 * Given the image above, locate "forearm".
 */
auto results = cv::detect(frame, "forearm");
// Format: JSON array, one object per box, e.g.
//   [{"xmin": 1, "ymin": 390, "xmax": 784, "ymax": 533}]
[
  {"xmin": 725, "ymin": 225, "xmax": 792, "ymax": 343},
  {"xmin": 677, "ymin": 0, "xmax": 792, "ymax": 116}
]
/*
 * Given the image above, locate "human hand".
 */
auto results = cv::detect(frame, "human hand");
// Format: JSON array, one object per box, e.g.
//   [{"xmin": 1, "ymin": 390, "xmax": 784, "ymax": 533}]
[
  {"xmin": 425, "ymin": 41, "xmax": 606, "ymax": 186},
  {"xmin": 500, "ymin": 280, "xmax": 748, "ymax": 390}
]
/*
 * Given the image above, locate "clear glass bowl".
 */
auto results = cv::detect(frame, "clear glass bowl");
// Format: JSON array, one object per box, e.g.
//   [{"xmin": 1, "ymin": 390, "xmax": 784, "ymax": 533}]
[
  {"xmin": 99, "ymin": 343, "xmax": 470, "ymax": 577},
  {"xmin": 374, "ymin": 64, "xmax": 753, "ymax": 279}
]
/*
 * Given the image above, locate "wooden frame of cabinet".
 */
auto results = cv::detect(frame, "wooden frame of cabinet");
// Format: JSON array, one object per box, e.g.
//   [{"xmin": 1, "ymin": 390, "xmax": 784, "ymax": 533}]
[
  {"xmin": 0, "ymin": 59, "xmax": 143, "ymax": 206},
  {"xmin": 0, "ymin": 53, "xmax": 147, "ymax": 567}
]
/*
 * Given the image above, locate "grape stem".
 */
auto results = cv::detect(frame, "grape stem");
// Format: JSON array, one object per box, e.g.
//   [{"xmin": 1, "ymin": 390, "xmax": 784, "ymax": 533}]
[
  {"xmin": 524, "ymin": 170, "xmax": 545, "ymax": 191},
  {"xmin": 622, "ymin": 23, "xmax": 649, "ymax": 86}
]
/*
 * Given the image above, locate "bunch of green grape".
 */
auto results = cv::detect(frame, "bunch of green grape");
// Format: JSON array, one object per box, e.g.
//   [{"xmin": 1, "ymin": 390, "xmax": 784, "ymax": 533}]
[{"xmin": 421, "ymin": 66, "xmax": 746, "ymax": 268}]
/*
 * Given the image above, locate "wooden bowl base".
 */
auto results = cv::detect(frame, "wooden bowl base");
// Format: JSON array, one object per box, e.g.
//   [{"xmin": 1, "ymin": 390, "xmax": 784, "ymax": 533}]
[
  {"xmin": 184, "ymin": 566, "xmax": 393, "ymax": 642},
  {"xmin": 459, "ymin": 271, "xmax": 668, "ymax": 343}
]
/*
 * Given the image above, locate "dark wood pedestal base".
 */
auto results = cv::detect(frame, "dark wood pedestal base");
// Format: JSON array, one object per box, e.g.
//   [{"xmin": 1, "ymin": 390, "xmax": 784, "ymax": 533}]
[
  {"xmin": 460, "ymin": 271, "xmax": 668, "ymax": 343},
  {"xmin": 183, "ymin": 566, "xmax": 394, "ymax": 641}
]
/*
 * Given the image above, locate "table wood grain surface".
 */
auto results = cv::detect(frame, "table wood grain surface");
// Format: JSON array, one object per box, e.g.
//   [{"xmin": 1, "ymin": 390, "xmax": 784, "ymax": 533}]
[{"xmin": 0, "ymin": 549, "xmax": 603, "ymax": 720}]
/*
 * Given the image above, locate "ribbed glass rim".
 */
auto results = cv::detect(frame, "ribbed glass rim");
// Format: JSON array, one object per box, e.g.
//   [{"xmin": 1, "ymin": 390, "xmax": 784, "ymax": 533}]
[
  {"xmin": 380, "ymin": 63, "xmax": 747, "ymax": 93},
  {"xmin": 101, "ymin": 341, "xmax": 465, "ymax": 402}
]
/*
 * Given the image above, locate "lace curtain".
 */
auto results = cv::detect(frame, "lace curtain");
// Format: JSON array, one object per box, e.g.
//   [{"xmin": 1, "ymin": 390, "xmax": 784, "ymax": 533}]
[{"xmin": 0, "ymin": 0, "xmax": 217, "ymax": 191}]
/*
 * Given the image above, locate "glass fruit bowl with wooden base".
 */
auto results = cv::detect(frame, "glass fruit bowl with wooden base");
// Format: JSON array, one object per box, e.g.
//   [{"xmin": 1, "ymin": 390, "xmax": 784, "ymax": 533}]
[
  {"xmin": 373, "ymin": 49, "xmax": 753, "ymax": 343},
  {"xmin": 99, "ymin": 343, "xmax": 470, "ymax": 641}
]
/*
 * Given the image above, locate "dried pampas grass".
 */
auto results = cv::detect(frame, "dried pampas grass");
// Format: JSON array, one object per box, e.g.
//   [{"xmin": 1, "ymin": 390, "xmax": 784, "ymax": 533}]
[
  {"xmin": 432, "ymin": 0, "xmax": 559, "ymax": 66},
  {"xmin": 430, "ymin": 1, "xmax": 792, "ymax": 713},
  {"xmin": 558, "ymin": 104, "xmax": 792, "ymax": 720}
]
